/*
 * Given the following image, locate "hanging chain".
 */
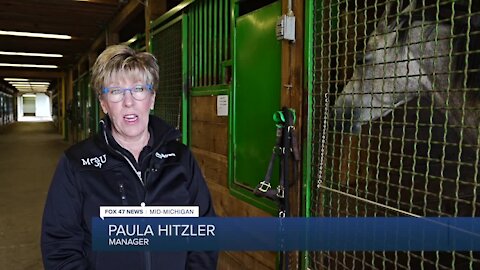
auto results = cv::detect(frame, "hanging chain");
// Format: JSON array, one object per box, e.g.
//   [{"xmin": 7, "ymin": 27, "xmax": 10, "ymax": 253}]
[{"xmin": 317, "ymin": 92, "xmax": 330, "ymax": 189}]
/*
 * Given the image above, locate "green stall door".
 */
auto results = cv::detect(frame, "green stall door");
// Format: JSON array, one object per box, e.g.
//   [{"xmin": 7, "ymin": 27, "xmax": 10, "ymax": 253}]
[{"xmin": 231, "ymin": 1, "xmax": 282, "ymax": 213}]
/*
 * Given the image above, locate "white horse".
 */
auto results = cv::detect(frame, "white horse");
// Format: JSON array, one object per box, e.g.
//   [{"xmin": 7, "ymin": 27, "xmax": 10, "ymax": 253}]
[{"xmin": 332, "ymin": 0, "xmax": 480, "ymax": 146}]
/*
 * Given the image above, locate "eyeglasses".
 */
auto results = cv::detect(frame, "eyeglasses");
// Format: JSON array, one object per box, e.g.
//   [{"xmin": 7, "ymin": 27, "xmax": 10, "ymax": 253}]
[{"xmin": 102, "ymin": 84, "xmax": 153, "ymax": 103}]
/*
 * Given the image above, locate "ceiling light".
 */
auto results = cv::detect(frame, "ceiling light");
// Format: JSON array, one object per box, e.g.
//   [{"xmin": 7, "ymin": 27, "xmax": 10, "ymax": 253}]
[
  {"xmin": 0, "ymin": 63, "xmax": 58, "ymax": 68},
  {"xmin": 0, "ymin": 51, "xmax": 62, "ymax": 58},
  {"xmin": 3, "ymin": 78, "xmax": 28, "ymax": 81},
  {"xmin": 0, "ymin": 30, "xmax": 71, "ymax": 40},
  {"xmin": 16, "ymin": 86, "xmax": 46, "ymax": 88},
  {"xmin": 16, "ymin": 88, "xmax": 48, "ymax": 91},
  {"xmin": 10, "ymin": 82, "xmax": 50, "ymax": 86},
  {"xmin": 15, "ymin": 85, "xmax": 48, "ymax": 87},
  {"xmin": 22, "ymin": 94, "xmax": 37, "ymax": 97}
]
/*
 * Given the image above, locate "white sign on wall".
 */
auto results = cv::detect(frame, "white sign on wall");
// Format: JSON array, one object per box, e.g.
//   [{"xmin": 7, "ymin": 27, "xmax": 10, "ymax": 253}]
[{"xmin": 217, "ymin": 95, "xmax": 228, "ymax": 116}]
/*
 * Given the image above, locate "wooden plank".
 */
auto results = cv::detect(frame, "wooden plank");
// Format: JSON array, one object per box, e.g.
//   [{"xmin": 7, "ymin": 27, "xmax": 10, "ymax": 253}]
[
  {"xmin": 218, "ymin": 251, "xmax": 275, "ymax": 270},
  {"xmin": 191, "ymin": 147, "xmax": 228, "ymax": 187},
  {"xmin": 204, "ymin": 181, "xmax": 276, "ymax": 270},
  {"xmin": 190, "ymin": 96, "xmax": 228, "ymax": 155},
  {"xmin": 278, "ymin": 0, "xmax": 305, "ymax": 221},
  {"xmin": 190, "ymin": 120, "xmax": 228, "ymax": 156},
  {"xmin": 191, "ymin": 95, "xmax": 228, "ymax": 123},
  {"xmin": 206, "ymin": 180, "xmax": 271, "ymax": 217}
]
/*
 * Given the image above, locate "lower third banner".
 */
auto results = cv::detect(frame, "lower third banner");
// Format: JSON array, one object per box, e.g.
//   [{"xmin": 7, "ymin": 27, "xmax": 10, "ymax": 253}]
[{"xmin": 92, "ymin": 217, "xmax": 480, "ymax": 251}]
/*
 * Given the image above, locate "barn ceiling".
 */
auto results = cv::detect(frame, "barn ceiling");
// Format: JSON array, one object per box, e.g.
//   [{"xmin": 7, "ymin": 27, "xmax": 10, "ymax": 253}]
[{"xmin": 0, "ymin": 0, "xmax": 144, "ymax": 93}]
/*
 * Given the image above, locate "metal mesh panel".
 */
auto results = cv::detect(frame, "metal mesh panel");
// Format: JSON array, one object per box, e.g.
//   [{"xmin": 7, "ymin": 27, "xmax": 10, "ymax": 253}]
[
  {"xmin": 151, "ymin": 20, "xmax": 183, "ymax": 129},
  {"xmin": 309, "ymin": 0, "xmax": 480, "ymax": 269},
  {"xmin": 72, "ymin": 80, "xmax": 81, "ymax": 142},
  {"xmin": 78, "ymin": 75, "xmax": 89, "ymax": 140},
  {"xmin": 5, "ymin": 94, "xmax": 13, "ymax": 124},
  {"xmin": 0, "ymin": 92, "xmax": 12, "ymax": 125}
]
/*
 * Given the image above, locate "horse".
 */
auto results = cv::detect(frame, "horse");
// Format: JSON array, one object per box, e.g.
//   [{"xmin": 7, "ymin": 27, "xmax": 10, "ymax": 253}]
[
  {"xmin": 329, "ymin": 0, "xmax": 480, "ymax": 216},
  {"xmin": 325, "ymin": 2, "xmax": 480, "ymax": 268},
  {"xmin": 332, "ymin": 0, "xmax": 480, "ymax": 145}
]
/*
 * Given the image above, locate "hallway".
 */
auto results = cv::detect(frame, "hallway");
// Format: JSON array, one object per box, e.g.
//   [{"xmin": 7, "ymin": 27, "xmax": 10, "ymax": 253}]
[{"xmin": 0, "ymin": 122, "xmax": 70, "ymax": 270}]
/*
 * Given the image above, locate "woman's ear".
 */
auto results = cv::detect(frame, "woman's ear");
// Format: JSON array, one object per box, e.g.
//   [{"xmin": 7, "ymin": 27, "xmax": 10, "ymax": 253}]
[
  {"xmin": 99, "ymin": 97, "xmax": 108, "ymax": 114},
  {"xmin": 150, "ymin": 92, "xmax": 156, "ymax": 110}
]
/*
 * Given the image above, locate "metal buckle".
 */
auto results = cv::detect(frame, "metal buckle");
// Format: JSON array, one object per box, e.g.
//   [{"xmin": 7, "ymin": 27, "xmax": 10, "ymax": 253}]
[
  {"xmin": 273, "ymin": 146, "xmax": 283, "ymax": 155},
  {"xmin": 257, "ymin": 181, "xmax": 271, "ymax": 193},
  {"xmin": 276, "ymin": 185, "xmax": 284, "ymax": 198},
  {"xmin": 279, "ymin": 210, "xmax": 286, "ymax": 218}
]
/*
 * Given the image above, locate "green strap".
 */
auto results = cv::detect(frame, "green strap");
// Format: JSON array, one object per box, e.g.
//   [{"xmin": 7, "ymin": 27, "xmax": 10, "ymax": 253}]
[{"xmin": 273, "ymin": 108, "xmax": 296, "ymax": 128}]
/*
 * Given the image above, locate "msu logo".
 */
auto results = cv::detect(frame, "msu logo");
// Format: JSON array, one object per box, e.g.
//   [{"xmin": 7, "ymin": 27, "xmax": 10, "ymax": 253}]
[{"xmin": 81, "ymin": 154, "xmax": 107, "ymax": 168}]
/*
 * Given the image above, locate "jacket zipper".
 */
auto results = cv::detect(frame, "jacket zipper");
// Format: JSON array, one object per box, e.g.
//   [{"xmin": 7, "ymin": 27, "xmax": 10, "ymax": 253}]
[
  {"xmin": 145, "ymin": 251, "xmax": 152, "ymax": 270},
  {"xmin": 102, "ymin": 121, "xmax": 152, "ymax": 270},
  {"xmin": 118, "ymin": 183, "xmax": 128, "ymax": 205},
  {"xmin": 101, "ymin": 124, "xmax": 144, "ymax": 186},
  {"xmin": 115, "ymin": 151, "xmax": 152, "ymax": 270}
]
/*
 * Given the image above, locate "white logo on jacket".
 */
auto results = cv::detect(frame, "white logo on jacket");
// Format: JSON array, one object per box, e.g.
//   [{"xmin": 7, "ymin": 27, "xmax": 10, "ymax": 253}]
[
  {"xmin": 81, "ymin": 154, "xmax": 107, "ymax": 168},
  {"xmin": 155, "ymin": 152, "xmax": 176, "ymax": 160}
]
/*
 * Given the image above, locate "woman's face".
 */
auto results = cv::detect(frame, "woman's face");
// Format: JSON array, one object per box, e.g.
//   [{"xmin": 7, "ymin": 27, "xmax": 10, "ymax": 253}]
[{"xmin": 100, "ymin": 76, "xmax": 155, "ymax": 143}]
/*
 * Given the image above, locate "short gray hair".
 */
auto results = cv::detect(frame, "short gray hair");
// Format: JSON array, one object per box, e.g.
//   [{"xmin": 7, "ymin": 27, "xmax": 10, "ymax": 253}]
[{"xmin": 90, "ymin": 44, "xmax": 159, "ymax": 96}]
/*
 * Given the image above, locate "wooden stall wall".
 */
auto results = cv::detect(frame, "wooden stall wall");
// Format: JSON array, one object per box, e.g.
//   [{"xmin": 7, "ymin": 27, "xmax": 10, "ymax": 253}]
[{"xmin": 190, "ymin": 95, "xmax": 276, "ymax": 269}]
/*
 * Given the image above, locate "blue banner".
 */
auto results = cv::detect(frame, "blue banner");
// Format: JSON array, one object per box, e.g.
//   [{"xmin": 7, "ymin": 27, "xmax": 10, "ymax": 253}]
[{"xmin": 92, "ymin": 217, "xmax": 480, "ymax": 251}]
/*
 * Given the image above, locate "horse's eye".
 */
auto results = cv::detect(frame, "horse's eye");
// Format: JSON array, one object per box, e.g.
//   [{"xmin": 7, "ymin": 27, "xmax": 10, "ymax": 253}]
[
  {"xmin": 355, "ymin": 53, "xmax": 365, "ymax": 65},
  {"xmin": 356, "ymin": 52, "xmax": 374, "ymax": 66}
]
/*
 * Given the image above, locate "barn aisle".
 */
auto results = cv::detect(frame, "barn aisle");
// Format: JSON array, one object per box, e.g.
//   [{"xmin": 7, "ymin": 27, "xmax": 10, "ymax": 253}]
[{"xmin": 0, "ymin": 122, "xmax": 70, "ymax": 270}]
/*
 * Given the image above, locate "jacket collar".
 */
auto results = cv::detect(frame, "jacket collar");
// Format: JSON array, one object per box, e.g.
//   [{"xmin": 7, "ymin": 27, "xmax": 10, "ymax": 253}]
[{"xmin": 99, "ymin": 115, "xmax": 181, "ymax": 156}]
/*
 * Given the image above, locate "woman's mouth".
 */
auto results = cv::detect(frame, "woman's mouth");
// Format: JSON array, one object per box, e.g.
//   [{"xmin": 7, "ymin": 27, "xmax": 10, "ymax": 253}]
[{"xmin": 124, "ymin": 114, "xmax": 138, "ymax": 123}]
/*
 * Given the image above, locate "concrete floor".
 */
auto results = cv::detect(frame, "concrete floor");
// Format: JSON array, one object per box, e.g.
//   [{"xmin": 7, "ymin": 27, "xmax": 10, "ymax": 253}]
[{"xmin": 0, "ymin": 121, "xmax": 70, "ymax": 270}]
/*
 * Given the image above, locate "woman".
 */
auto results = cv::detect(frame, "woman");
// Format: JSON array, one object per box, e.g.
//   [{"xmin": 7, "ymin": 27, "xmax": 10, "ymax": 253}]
[{"xmin": 41, "ymin": 45, "xmax": 217, "ymax": 269}]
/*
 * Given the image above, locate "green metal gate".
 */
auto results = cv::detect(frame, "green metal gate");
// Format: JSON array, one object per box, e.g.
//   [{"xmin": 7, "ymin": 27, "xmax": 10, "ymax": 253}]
[
  {"xmin": 306, "ymin": 0, "xmax": 480, "ymax": 269},
  {"xmin": 232, "ymin": 1, "xmax": 282, "ymax": 213}
]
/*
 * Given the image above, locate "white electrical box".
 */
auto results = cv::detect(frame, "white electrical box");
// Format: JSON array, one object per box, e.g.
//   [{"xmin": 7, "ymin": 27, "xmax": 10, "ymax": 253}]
[{"xmin": 276, "ymin": 15, "xmax": 295, "ymax": 41}]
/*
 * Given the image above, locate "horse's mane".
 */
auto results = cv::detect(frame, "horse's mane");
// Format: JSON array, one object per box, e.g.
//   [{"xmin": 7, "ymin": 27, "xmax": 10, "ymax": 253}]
[{"xmin": 385, "ymin": 1, "xmax": 480, "ymax": 92}]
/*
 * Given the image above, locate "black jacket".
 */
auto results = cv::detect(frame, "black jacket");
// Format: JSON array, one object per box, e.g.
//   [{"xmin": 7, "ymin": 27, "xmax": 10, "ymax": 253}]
[{"xmin": 41, "ymin": 115, "xmax": 217, "ymax": 270}]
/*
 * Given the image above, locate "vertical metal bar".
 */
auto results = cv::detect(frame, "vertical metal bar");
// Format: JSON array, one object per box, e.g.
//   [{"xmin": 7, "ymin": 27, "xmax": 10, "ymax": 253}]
[
  {"xmin": 193, "ymin": 5, "xmax": 197, "ymax": 87},
  {"xmin": 182, "ymin": 14, "xmax": 189, "ymax": 145},
  {"xmin": 425, "ymin": 2, "xmax": 442, "ymax": 267},
  {"xmin": 82, "ymin": 75, "xmax": 87, "ymax": 140},
  {"xmin": 190, "ymin": 6, "xmax": 194, "ymax": 88},
  {"xmin": 213, "ymin": 0, "xmax": 218, "ymax": 85},
  {"xmin": 190, "ymin": 3, "xmax": 198, "ymax": 87},
  {"xmin": 219, "ymin": 0, "xmax": 224, "ymax": 82},
  {"xmin": 327, "ymin": 0, "xmax": 337, "ymax": 220},
  {"xmin": 61, "ymin": 77, "xmax": 66, "ymax": 139},
  {"xmin": 456, "ymin": 0, "xmax": 473, "ymax": 219},
  {"xmin": 225, "ymin": 0, "xmax": 229, "ymax": 61},
  {"xmin": 333, "ymin": 0, "xmax": 341, "ymax": 229},
  {"xmin": 196, "ymin": 3, "xmax": 201, "ymax": 87},
  {"xmin": 203, "ymin": 0, "xmax": 207, "ymax": 86},
  {"xmin": 303, "ymin": 0, "xmax": 315, "ymax": 268},
  {"xmin": 227, "ymin": 0, "xmax": 238, "ymax": 232},
  {"xmin": 353, "ymin": 5, "xmax": 370, "ymax": 268},
  {"xmin": 192, "ymin": 4, "xmax": 196, "ymax": 87},
  {"xmin": 365, "ymin": 1, "xmax": 380, "ymax": 268},
  {"xmin": 208, "ymin": 0, "xmax": 212, "ymax": 86},
  {"xmin": 335, "ymin": 1, "xmax": 347, "ymax": 266}
]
